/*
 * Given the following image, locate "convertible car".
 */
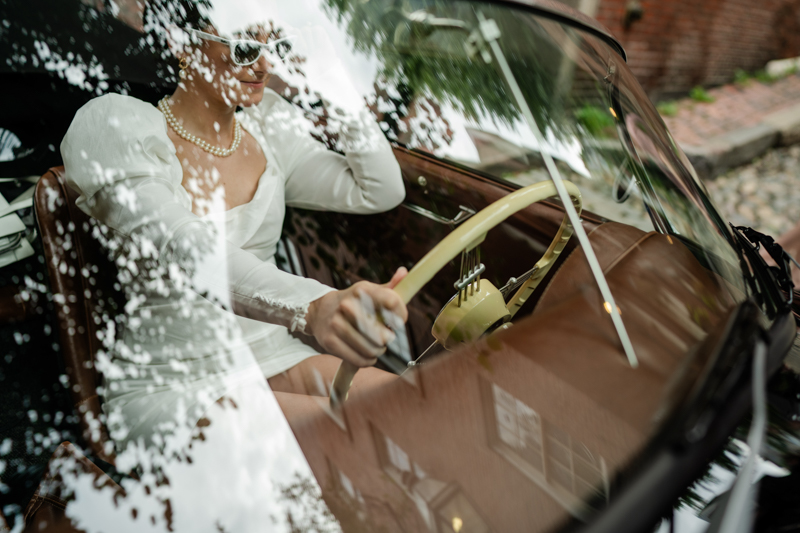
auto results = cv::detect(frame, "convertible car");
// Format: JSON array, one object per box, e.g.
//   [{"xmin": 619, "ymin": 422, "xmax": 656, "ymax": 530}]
[{"xmin": 1, "ymin": 0, "xmax": 800, "ymax": 532}]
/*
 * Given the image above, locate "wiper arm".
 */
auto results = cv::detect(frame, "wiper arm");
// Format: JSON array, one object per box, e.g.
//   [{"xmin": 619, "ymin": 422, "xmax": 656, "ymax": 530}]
[
  {"xmin": 731, "ymin": 225, "xmax": 795, "ymax": 308},
  {"xmin": 468, "ymin": 12, "xmax": 639, "ymax": 368}
]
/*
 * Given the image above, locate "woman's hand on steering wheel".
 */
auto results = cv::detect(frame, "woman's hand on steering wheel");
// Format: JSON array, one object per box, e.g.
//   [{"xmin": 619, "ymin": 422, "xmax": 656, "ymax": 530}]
[{"xmin": 306, "ymin": 267, "xmax": 408, "ymax": 367}]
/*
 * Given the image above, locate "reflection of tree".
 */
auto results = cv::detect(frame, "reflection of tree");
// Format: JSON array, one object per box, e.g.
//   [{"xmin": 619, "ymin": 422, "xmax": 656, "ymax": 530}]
[
  {"xmin": 280, "ymin": 473, "xmax": 343, "ymax": 533},
  {"xmin": 279, "ymin": 472, "xmax": 412, "ymax": 533},
  {"xmin": 323, "ymin": 0, "xmax": 563, "ymax": 128},
  {"xmin": 82, "ymin": 0, "xmax": 145, "ymax": 31},
  {"xmin": 366, "ymin": 79, "xmax": 453, "ymax": 153},
  {"xmin": 0, "ymin": 128, "xmax": 23, "ymax": 161}
]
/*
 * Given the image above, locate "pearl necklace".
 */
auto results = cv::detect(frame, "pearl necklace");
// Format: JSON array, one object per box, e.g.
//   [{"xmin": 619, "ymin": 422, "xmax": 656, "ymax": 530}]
[{"xmin": 158, "ymin": 97, "xmax": 242, "ymax": 157}]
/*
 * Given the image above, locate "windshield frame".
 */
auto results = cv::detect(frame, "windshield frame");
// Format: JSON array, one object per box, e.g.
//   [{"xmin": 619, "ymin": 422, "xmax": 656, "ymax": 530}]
[{"xmin": 489, "ymin": 0, "xmax": 627, "ymax": 61}]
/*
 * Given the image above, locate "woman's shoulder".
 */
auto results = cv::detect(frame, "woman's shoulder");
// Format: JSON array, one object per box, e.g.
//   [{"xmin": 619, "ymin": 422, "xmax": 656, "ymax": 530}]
[
  {"xmin": 79, "ymin": 92, "xmax": 159, "ymax": 112},
  {"xmin": 69, "ymin": 93, "xmax": 165, "ymax": 138},
  {"xmin": 63, "ymin": 93, "xmax": 174, "ymax": 166},
  {"xmin": 62, "ymin": 93, "xmax": 177, "ymax": 201}
]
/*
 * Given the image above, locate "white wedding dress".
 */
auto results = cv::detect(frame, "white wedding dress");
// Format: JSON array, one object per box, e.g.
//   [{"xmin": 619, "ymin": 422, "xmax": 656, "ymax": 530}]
[{"xmin": 60, "ymin": 90, "xmax": 404, "ymax": 451}]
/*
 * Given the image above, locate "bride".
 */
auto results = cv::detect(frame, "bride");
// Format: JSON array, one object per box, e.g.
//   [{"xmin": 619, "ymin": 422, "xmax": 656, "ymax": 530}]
[{"xmin": 60, "ymin": 0, "xmax": 407, "ymax": 454}]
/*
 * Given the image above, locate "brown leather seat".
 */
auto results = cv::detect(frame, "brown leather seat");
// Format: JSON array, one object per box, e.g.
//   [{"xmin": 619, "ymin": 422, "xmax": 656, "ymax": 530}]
[{"xmin": 34, "ymin": 167, "xmax": 121, "ymax": 464}]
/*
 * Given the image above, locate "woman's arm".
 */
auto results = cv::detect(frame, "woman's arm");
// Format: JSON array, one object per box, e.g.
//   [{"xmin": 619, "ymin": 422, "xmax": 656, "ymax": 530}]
[
  {"xmin": 61, "ymin": 94, "xmax": 334, "ymax": 333},
  {"xmin": 77, "ymin": 171, "xmax": 404, "ymax": 365},
  {"xmin": 250, "ymin": 92, "xmax": 405, "ymax": 213},
  {"xmin": 62, "ymin": 94, "xmax": 405, "ymax": 366}
]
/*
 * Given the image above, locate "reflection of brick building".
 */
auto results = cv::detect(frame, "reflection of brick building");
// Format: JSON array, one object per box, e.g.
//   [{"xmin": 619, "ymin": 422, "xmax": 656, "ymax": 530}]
[
  {"xmin": 564, "ymin": 0, "xmax": 800, "ymax": 99},
  {"xmin": 288, "ymin": 225, "xmax": 736, "ymax": 532},
  {"xmin": 292, "ymin": 339, "xmax": 645, "ymax": 533}
]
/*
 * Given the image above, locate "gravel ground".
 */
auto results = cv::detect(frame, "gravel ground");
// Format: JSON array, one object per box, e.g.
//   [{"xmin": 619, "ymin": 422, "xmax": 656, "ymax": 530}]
[{"xmin": 706, "ymin": 145, "xmax": 800, "ymax": 238}]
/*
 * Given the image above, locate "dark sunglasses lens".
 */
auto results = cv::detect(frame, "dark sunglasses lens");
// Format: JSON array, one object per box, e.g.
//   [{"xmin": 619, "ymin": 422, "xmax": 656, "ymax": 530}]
[{"xmin": 234, "ymin": 43, "xmax": 260, "ymax": 65}]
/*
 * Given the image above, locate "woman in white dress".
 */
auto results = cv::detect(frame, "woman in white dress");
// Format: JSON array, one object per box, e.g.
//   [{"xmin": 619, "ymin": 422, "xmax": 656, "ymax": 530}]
[{"xmin": 59, "ymin": 0, "xmax": 407, "ymax": 454}]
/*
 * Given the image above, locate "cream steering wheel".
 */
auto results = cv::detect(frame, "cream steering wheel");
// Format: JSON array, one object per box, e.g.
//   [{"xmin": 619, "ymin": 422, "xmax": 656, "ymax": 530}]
[{"xmin": 329, "ymin": 179, "xmax": 582, "ymax": 407}]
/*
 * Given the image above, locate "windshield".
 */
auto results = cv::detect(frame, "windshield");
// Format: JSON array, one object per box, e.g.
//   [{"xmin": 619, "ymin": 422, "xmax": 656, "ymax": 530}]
[
  {"xmin": 279, "ymin": 0, "xmax": 746, "ymax": 295},
  {"xmin": 0, "ymin": 1, "xmax": 758, "ymax": 532}
]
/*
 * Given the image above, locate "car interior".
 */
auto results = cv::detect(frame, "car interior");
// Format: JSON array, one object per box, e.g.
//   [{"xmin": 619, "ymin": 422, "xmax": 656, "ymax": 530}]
[{"xmin": 17, "ymin": 136, "xmax": 751, "ymax": 530}]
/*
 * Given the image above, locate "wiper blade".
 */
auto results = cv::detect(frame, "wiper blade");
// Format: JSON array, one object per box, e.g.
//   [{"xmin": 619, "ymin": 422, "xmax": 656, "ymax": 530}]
[{"xmin": 732, "ymin": 225, "xmax": 795, "ymax": 306}]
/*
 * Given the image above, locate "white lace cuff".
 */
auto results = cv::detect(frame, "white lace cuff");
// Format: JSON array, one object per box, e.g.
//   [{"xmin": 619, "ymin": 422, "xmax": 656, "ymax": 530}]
[
  {"xmin": 289, "ymin": 303, "xmax": 311, "ymax": 334},
  {"xmin": 252, "ymin": 293, "xmax": 311, "ymax": 334}
]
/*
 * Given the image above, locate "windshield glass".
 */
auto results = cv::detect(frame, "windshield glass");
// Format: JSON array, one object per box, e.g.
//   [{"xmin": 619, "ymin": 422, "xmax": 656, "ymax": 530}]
[
  {"xmin": 271, "ymin": 0, "xmax": 746, "ymax": 295},
  {"xmin": 0, "ymin": 0, "xmax": 756, "ymax": 532}
]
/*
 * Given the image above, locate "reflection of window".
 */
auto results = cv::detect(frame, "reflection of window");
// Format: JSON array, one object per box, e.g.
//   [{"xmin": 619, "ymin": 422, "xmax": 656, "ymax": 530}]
[
  {"xmin": 432, "ymin": 489, "xmax": 490, "ymax": 533},
  {"xmin": 372, "ymin": 426, "xmax": 490, "ymax": 533},
  {"xmin": 381, "ymin": 432, "xmax": 428, "ymax": 490},
  {"xmin": 493, "ymin": 383, "xmax": 544, "ymax": 473},
  {"xmin": 337, "ymin": 467, "xmax": 365, "ymax": 507},
  {"xmin": 485, "ymin": 382, "xmax": 608, "ymax": 515},
  {"xmin": 545, "ymin": 423, "xmax": 606, "ymax": 499}
]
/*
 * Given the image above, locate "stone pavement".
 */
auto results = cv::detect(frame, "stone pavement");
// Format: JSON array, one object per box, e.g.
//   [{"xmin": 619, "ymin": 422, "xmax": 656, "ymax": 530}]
[
  {"xmin": 706, "ymin": 145, "xmax": 800, "ymax": 238},
  {"xmin": 661, "ymin": 73, "xmax": 800, "ymax": 180}
]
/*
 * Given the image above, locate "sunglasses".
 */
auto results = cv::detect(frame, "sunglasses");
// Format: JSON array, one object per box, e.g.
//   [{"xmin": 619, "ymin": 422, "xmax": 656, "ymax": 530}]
[{"xmin": 188, "ymin": 29, "xmax": 292, "ymax": 66}]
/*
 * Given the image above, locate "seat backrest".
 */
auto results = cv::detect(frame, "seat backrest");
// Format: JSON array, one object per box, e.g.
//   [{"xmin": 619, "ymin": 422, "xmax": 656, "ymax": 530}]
[{"xmin": 34, "ymin": 167, "xmax": 122, "ymax": 464}]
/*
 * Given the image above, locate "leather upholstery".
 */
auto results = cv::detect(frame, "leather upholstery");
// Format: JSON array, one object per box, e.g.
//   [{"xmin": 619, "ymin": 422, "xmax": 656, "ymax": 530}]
[
  {"xmin": 282, "ymin": 223, "xmax": 740, "ymax": 533},
  {"xmin": 34, "ymin": 167, "xmax": 121, "ymax": 464},
  {"xmin": 531, "ymin": 222, "xmax": 739, "ymax": 429}
]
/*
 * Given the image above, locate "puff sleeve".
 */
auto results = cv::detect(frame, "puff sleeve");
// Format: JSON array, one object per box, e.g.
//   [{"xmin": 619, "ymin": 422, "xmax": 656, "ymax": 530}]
[
  {"xmin": 244, "ymin": 90, "xmax": 405, "ymax": 213},
  {"xmin": 60, "ymin": 93, "xmax": 334, "ymax": 332}
]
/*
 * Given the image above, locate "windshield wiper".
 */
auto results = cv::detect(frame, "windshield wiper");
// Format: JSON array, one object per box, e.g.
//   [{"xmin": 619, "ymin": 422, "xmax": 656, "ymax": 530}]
[
  {"xmin": 730, "ymin": 225, "xmax": 795, "ymax": 316},
  {"xmin": 396, "ymin": 9, "xmax": 638, "ymax": 367},
  {"xmin": 466, "ymin": 12, "xmax": 639, "ymax": 368}
]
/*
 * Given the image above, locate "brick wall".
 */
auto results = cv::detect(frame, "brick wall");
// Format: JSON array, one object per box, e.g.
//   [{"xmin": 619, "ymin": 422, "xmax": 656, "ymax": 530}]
[{"xmin": 591, "ymin": 0, "xmax": 800, "ymax": 100}]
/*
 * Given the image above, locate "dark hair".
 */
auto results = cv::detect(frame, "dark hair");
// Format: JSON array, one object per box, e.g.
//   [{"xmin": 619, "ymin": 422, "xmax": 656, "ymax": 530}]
[
  {"xmin": 141, "ymin": 0, "xmax": 213, "ymax": 84},
  {"xmin": 143, "ymin": 0, "xmax": 213, "ymax": 34}
]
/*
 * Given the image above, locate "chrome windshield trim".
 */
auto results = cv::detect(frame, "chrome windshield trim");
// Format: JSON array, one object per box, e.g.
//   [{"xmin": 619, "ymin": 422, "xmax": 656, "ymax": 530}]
[{"xmin": 402, "ymin": 203, "xmax": 476, "ymax": 227}]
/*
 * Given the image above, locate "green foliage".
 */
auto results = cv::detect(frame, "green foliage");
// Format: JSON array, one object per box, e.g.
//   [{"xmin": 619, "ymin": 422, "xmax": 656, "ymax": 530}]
[
  {"xmin": 574, "ymin": 104, "xmax": 615, "ymax": 136},
  {"xmin": 656, "ymin": 101, "xmax": 678, "ymax": 117},
  {"xmin": 677, "ymin": 437, "xmax": 743, "ymax": 512},
  {"xmin": 689, "ymin": 86, "xmax": 715, "ymax": 103},
  {"xmin": 322, "ymin": 0, "xmax": 564, "ymax": 129},
  {"xmin": 734, "ymin": 68, "xmax": 752, "ymax": 85},
  {"xmin": 780, "ymin": 64, "xmax": 799, "ymax": 78},
  {"xmin": 735, "ymin": 67, "xmax": 796, "ymax": 86},
  {"xmin": 755, "ymin": 69, "xmax": 779, "ymax": 84},
  {"xmin": 501, "ymin": 171, "xmax": 519, "ymax": 180}
]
